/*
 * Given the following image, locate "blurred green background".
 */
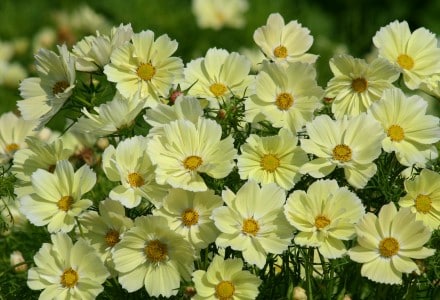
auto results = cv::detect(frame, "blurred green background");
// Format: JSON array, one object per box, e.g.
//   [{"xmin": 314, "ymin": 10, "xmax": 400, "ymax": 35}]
[{"xmin": 1, "ymin": 0, "xmax": 439, "ymax": 116}]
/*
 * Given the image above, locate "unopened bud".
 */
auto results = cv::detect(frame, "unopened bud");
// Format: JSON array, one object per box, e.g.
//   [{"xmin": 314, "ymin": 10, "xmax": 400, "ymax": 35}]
[
  {"xmin": 10, "ymin": 250, "xmax": 27, "ymax": 272},
  {"xmin": 169, "ymin": 90, "xmax": 183, "ymax": 104},
  {"xmin": 96, "ymin": 138, "xmax": 109, "ymax": 150},
  {"xmin": 292, "ymin": 286, "xmax": 307, "ymax": 300}
]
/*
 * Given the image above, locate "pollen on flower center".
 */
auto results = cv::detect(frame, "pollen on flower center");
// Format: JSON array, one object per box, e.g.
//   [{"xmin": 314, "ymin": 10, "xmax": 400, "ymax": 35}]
[
  {"xmin": 397, "ymin": 54, "xmax": 414, "ymax": 70},
  {"xmin": 5, "ymin": 143, "xmax": 19, "ymax": 153},
  {"xmin": 104, "ymin": 229, "xmax": 120, "ymax": 247},
  {"xmin": 209, "ymin": 83, "xmax": 227, "ymax": 97},
  {"xmin": 53, "ymin": 80, "xmax": 70, "ymax": 95},
  {"xmin": 275, "ymin": 92, "xmax": 294, "ymax": 110},
  {"xmin": 127, "ymin": 172, "xmax": 144, "ymax": 187},
  {"xmin": 273, "ymin": 45, "xmax": 288, "ymax": 58},
  {"xmin": 351, "ymin": 78, "xmax": 368, "ymax": 93},
  {"xmin": 181, "ymin": 208, "xmax": 199, "ymax": 227},
  {"xmin": 57, "ymin": 196, "xmax": 74, "ymax": 212},
  {"xmin": 242, "ymin": 218, "xmax": 259, "ymax": 236},
  {"xmin": 315, "ymin": 215, "xmax": 331, "ymax": 229},
  {"xmin": 260, "ymin": 154, "xmax": 280, "ymax": 172},
  {"xmin": 387, "ymin": 124, "xmax": 404, "ymax": 142},
  {"xmin": 137, "ymin": 62, "xmax": 156, "ymax": 81},
  {"xmin": 215, "ymin": 280, "xmax": 235, "ymax": 300},
  {"xmin": 379, "ymin": 237, "xmax": 400, "ymax": 257},
  {"xmin": 415, "ymin": 194, "xmax": 432, "ymax": 214},
  {"xmin": 145, "ymin": 239, "xmax": 168, "ymax": 263},
  {"xmin": 183, "ymin": 155, "xmax": 203, "ymax": 171},
  {"xmin": 332, "ymin": 144, "xmax": 352, "ymax": 162},
  {"xmin": 60, "ymin": 268, "xmax": 79, "ymax": 288}
]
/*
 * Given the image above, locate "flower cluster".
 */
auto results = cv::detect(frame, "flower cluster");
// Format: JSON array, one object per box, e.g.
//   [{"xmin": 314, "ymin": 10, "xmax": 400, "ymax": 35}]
[{"xmin": 1, "ymin": 11, "xmax": 439, "ymax": 300}]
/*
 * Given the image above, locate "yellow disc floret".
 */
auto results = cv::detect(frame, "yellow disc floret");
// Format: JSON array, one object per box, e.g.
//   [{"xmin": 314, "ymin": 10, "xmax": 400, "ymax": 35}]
[
  {"xmin": 137, "ymin": 62, "xmax": 156, "ymax": 81},
  {"xmin": 379, "ymin": 237, "xmax": 400, "ymax": 257},
  {"xmin": 332, "ymin": 144, "xmax": 352, "ymax": 163},
  {"xmin": 60, "ymin": 268, "xmax": 79, "ymax": 288},
  {"xmin": 215, "ymin": 280, "xmax": 235, "ymax": 300}
]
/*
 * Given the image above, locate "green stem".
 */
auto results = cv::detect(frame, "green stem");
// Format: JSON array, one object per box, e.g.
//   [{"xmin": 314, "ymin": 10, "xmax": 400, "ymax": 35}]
[
  {"xmin": 75, "ymin": 217, "xmax": 84, "ymax": 238},
  {"xmin": 306, "ymin": 247, "xmax": 314, "ymax": 300}
]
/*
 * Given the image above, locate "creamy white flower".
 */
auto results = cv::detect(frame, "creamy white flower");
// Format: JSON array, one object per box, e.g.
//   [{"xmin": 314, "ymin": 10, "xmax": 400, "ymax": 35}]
[
  {"xmin": 17, "ymin": 45, "xmax": 75, "ymax": 129},
  {"xmin": 245, "ymin": 61, "xmax": 323, "ymax": 133},
  {"xmin": 71, "ymin": 92, "xmax": 146, "ymax": 137},
  {"xmin": 183, "ymin": 47, "xmax": 253, "ymax": 109},
  {"xmin": 102, "ymin": 136, "xmax": 169, "ymax": 208},
  {"xmin": 373, "ymin": 20, "xmax": 440, "ymax": 89},
  {"xmin": 153, "ymin": 188, "xmax": 222, "ymax": 249},
  {"xmin": 399, "ymin": 168, "xmax": 440, "ymax": 230},
  {"xmin": 0, "ymin": 112, "xmax": 36, "ymax": 164},
  {"xmin": 19, "ymin": 160, "xmax": 95, "ymax": 233},
  {"xmin": 325, "ymin": 54, "xmax": 399, "ymax": 118},
  {"xmin": 284, "ymin": 179, "xmax": 365, "ymax": 258},
  {"xmin": 212, "ymin": 180, "xmax": 293, "ymax": 268},
  {"xmin": 104, "ymin": 30, "xmax": 183, "ymax": 106},
  {"xmin": 113, "ymin": 215, "xmax": 194, "ymax": 297},
  {"xmin": 27, "ymin": 233, "xmax": 109, "ymax": 299},
  {"xmin": 300, "ymin": 113, "xmax": 385, "ymax": 188},
  {"xmin": 368, "ymin": 88, "xmax": 440, "ymax": 167},
  {"xmin": 237, "ymin": 128, "xmax": 308, "ymax": 190},
  {"xmin": 73, "ymin": 23, "xmax": 133, "ymax": 72},
  {"xmin": 348, "ymin": 202, "xmax": 435, "ymax": 285},
  {"xmin": 192, "ymin": 255, "xmax": 262, "ymax": 300},
  {"xmin": 253, "ymin": 13, "xmax": 317, "ymax": 64},
  {"xmin": 148, "ymin": 118, "xmax": 236, "ymax": 192}
]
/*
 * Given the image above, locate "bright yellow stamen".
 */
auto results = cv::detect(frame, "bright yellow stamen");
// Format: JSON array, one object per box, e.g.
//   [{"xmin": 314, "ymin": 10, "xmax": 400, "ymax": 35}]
[
  {"xmin": 5, "ymin": 143, "xmax": 19, "ymax": 153},
  {"xmin": 60, "ymin": 268, "xmax": 79, "ymax": 288},
  {"xmin": 332, "ymin": 144, "xmax": 352, "ymax": 163},
  {"xmin": 387, "ymin": 125, "xmax": 404, "ymax": 142},
  {"xmin": 415, "ymin": 194, "xmax": 432, "ymax": 214},
  {"xmin": 273, "ymin": 45, "xmax": 288, "ymax": 58},
  {"xmin": 181, "ymin": 208, "xmax": 199, "ymax": 227},
  {"xmin": 145, "ymin": 240, "xmax": 168, "ymax": 263},
  {"xmin": 53, "ymin": 80, "xmax": 69, "ymax": 95},
  {"xmin": 260, "ymin": 154, "xmax": 280, "ymax": 172},
  {"xmin": 183, "ymin": 156, "xmax": 203, "ymax": 171},
  {"xmin": 215, "ymin": 280, "xmax": 235, "ymax": 300},
  {"xmin": 104, "ymin": 229, "xmax": 120, "ymax": 247},
  {"xmin": 242, "ymin": 218, "xmax": 259, "ymax": 236},
  {"xmin": 127, "ymin": 172, "xmax": 144, "ymax": 187},
  {"xmin": 397, "ymin": 54, "xmax": 414, "ymax": 70},
  {"xmin": 209, "ymin": 83, "xmax": 227, "ymax": 97},
  {"xmin": 57, "ymin": 196, "xmax": 73, "ymax": 212},
  {"xmin": 275, "ymin": 92, "xmax": 294, "ymax": 110},
  {"xmin": 137, "ymin": 63, "xmax": 156, "ymax": 81},
  {"xmin": 379, "ymin": 237, "xmax": 399, "ymax": 257},
  {"xmin": 315, "ymin": 215, "xmax": 331, "ymax": 229},
  {"xmin": 351, "ymin": 78, "xmax": 368, "ymax": 93}
]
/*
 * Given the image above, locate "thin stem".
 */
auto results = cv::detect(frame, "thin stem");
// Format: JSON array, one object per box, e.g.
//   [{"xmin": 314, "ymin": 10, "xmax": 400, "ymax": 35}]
[{"xmin": 306, "ymin": 247, "xmax": 314, "ymax": 300}]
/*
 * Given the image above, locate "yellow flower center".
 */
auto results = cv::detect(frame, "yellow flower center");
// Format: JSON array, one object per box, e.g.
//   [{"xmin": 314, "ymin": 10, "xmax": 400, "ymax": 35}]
[
  {"xmin": 260, "ymin": 154, "xmax": 280, "ymax": 172},
  {"xmin": 215, "ymin": 280, "xmax": 235, "ymax": 300},
  {"xmin": 315, "ymin": 215, "xmax": 331, "ymax": 229},
  {"xmin": 127, "ymin": 172, "xmax": 144, "ymax": 188},
  {"xmin": 57, "ymin": 196, "xmax": 73, "ymax": 212},
  {"xmin": 332, "ymin": 144, "xmax": 352, "ymax": 163},
  {"xmin": 181, "ymin": 208, "xmax": 199, "ymax": 227},
  {"xmin": 145, "ymin": 239, "xmax": 168, "ymax": 263},
  {"xmin": 275, "ymin": 92, "xmax": 294, "ymax": 110},
  {"xmin": 5, "ymin": 143, "xmax": 19, "ymax": 153},
  {"xmin": 387, "ymin": 125, "xmax": 404, "ymax": 142},
  {"xmin": 137, "ymin": 62, "xmax": 156, "ymax": 81},
  {"xmin": 104, "ymin": 229, "xmax": 120, "ymax": 247},
  {"xmin": 209, "ymin": 83, "xmax": 228, "ymax": 97},
  {"xmin": 273, "ymin": 45, "xmax": 288, "ymax": 58},
  {"xmin": 53, "ymin": 80, "xmax": 70, "ymax": 95},
  {"xmin": 183, "ymin": 155, "xmax": 203, "ymax": 171},
  {"xmin": 379, "ymin": 237, "xmax": 400, "ymax": 257},
  {"xmin": 415, "ymin": 194, "xmax": 432, "ymax": 214},
  {"xmin": 397, "ymin": 54, "xmax": 414, "ymax": 70},
  {"xmin": 351, "ymin": 78, "xmax": 368, "ymax": 93},
  {"xmin": 242, "ymin": 218, "xmax": 259, "ymax": 236},
  {"xmin": 60, "ymin": 268, "xmax": 78, "ymax": 288}
]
